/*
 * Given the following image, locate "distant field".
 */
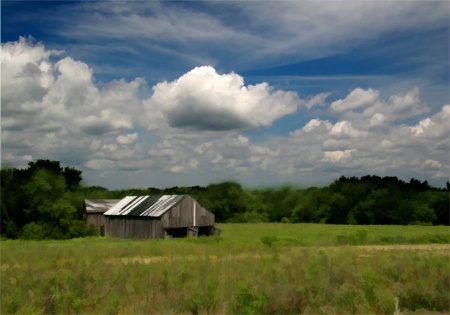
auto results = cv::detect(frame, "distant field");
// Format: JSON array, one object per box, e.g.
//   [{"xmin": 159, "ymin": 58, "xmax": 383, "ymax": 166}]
[
  {"xmin": 217, "ymin": 223, "xmax": 450, "ymax": 247},
  {"xmin": 1, "ymin": 223, "xmax": 449, "ymax": 314}
]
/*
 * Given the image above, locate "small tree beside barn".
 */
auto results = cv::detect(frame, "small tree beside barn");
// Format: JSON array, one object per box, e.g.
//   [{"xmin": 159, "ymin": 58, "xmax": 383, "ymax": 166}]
[{"xmin": 103, "ymin": 195, "xmax": 220, "ymax": 239}]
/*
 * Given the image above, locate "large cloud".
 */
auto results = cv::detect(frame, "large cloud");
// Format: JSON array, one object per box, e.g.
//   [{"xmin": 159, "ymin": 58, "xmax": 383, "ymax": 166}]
[
  {"xmin": 2, "ymin": 37, "xmax": 448, "ymax": 189},
  {"xmin": 143, "ymin": 66, "xmax": 301, "ymax": 131},
  {"xmin": 360, "ymin": 87, "xmax": 429, "ymax": 122},
  {"xmin": 329, "ymin": 87, "xmax": 431, "ymax": 131},
  {"xmin": 1, "ymin": 37, "xmax": 144, "ymax": 169}
]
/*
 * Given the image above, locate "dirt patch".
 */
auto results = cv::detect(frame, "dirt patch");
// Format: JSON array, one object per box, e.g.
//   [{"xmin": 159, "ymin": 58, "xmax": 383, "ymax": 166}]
[
  {"xmin": 353, "ymin": 244, "xmax": 450, "ymax": 256},
  {"xmin": 357, "ymin": 244, "xmax": 450, "ymax": 251}
]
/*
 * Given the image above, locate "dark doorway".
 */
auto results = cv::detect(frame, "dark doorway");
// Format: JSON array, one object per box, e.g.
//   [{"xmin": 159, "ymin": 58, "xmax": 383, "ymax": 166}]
[
  {"xmin": 198, "ymin": 226, "xmax": 211, "ymax": 236},
  {"xmin": 165, "ymin": 228, "xmax": 188, "ymax": 238}
]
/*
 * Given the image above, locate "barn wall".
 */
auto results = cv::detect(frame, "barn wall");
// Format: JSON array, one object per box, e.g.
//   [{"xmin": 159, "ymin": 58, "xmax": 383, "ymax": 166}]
[
  {"xmin": 86, "ymin": 213, "xmax": 105, "ymax": 227},
  {"xmin": 104, "ymin": 216, "xmax": 165, "ymax": 239},
  {"xmin": 161, "ymin": 195, "xmax": 215, "ymax": 228}
]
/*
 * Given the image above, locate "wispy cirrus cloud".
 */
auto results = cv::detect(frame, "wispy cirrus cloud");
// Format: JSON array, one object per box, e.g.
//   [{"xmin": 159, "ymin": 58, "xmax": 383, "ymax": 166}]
[{"xmin": 11, "ymin": 1, "xmax": 447, "ymax": 73}]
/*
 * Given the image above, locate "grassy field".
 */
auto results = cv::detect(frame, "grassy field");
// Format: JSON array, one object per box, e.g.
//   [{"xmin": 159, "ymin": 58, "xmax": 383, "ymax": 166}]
[{"xmin": 1, "ymin": 223, "xmax": 449, "ymax": 314}]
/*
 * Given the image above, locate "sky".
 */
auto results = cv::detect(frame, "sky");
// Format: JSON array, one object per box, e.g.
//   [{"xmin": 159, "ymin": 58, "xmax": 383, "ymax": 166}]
[{"xmin": 1, "ymin": 0, "xmax": 449, "ymax": 189}]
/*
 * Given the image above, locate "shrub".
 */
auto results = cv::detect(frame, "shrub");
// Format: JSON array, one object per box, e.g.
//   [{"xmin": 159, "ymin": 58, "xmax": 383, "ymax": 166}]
[
  {"xmin": 260, "ymin": 235, "xmax": 278, "ymax": 247},
  {"xmin": 20, "ymin": 222, "xmax": 46, "ymax": 240},
  {"xmin": 281, "ymin": 217, "xmax": 291, "ymax": 223},
  {"xmin": 231, "ymin": 281, "xmax": 268, "ymax": 314}
]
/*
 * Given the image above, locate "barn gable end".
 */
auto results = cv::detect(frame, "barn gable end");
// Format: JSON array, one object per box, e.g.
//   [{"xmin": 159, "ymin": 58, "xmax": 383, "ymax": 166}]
[{"xmin": 160, "ymin": 195, "xmax": 214, "ymax": 228}]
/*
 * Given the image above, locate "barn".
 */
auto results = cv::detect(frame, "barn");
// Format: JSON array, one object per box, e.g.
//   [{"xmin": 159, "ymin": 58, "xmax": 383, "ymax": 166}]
[
  {"xmin": 83, "ymin": 199, "xmax": 120, "ymax": 235},
  {"xmin": 103, "ymin": 195, "xmax": 220, "ymax": 239}
]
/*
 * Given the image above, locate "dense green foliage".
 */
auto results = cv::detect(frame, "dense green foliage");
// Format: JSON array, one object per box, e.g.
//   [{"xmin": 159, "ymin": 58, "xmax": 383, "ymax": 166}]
[
  {"xmin": 81, "ymin": 177, "xmax": 448, "ymax": 226},
  {"xmin": 1, "ymin": 160, "xmax": 98, "ymax": 239},
  {"xmin": 1, "ymin": 159, "xmax": 448, "ymax": 239},
  {"xmin": 1, "ymin": 224, "xmax": 449, "ymax": 314}
]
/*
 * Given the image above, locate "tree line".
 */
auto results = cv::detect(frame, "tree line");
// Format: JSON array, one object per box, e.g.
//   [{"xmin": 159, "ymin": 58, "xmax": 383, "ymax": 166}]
[{"xmin": 1, "ymin": 159, "xmax": 448, "ymax": 239}]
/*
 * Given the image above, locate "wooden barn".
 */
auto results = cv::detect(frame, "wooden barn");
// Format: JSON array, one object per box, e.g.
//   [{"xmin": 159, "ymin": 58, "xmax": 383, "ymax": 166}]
[
  {"xmin": 83, "ymin": 199, "xmax": 120, "ymax": 235},
  {"xmin": 103, "ymin": 195, "xmax": 220, "ymax": 239}
]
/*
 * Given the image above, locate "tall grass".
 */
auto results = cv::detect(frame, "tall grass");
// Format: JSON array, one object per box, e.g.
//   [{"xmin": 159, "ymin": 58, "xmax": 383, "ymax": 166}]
[{"xmin": 1, "ymin": 223, "xmax": 449, "ymax": 314}]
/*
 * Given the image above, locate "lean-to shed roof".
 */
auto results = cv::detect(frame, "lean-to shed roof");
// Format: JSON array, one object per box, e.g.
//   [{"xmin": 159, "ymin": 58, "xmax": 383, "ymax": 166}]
[
  {"xmin": 85, "ymin": 199, "xmax": 120, "ymax": 213},
  {"xmin": 104, "ymin": 195, "xmax": 185, "ymax": 217}
]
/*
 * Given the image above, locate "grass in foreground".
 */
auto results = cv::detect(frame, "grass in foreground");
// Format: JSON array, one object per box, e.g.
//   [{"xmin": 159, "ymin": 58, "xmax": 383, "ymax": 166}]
[{"xmin": 1, "ymin": 223, "xmax": 449, "ymax": 314}]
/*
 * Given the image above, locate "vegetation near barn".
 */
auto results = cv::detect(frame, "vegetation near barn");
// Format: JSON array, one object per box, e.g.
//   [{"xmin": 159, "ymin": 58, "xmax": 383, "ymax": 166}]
[
  {"xmin": 1, "ymin": 224, "xmax": 449, "ymax": 314},
  {"xmin": 1, "ymin": 159, "xmax": 448, "ymax": 240}
]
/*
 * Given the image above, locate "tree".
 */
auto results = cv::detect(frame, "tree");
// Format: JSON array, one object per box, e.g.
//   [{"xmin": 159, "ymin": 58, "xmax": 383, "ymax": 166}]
[
  {"xmin": 291, "ymin": 187, "xmax": 330, "ymax": 223},
  {"xmin": 63, "ymin": 166, "xmax": 83, "ymax": 191},
  {"xmin": 21, "ymin": 169, "xmax": 78, "ymax": 239},
  {"xmin": 197, "ymin": 182, "xmax": 248, "ymax": 222},
  {"xmin": 1, "ymin": 160, "xmax": 94, "ymax": 239}
]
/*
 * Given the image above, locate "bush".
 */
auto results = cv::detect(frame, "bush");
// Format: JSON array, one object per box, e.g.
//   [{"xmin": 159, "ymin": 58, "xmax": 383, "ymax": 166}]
[
  {"xmin": 231, "ymin": 281, "xmax": 268, "ymax": 314},
  {"xmin": 20, "ymin": 222, "xmax": 46, "ymax": 240},
  {"xmin": 281, "ymin": 217, "xmax": 291, "ymax": 223},
  {"xmin": 260, "ymin": 235, "xmax": 278, "ymax": 247},
  {"xmin": 85, "ymin": 223, "xmax": 100, "ymax": 237}
]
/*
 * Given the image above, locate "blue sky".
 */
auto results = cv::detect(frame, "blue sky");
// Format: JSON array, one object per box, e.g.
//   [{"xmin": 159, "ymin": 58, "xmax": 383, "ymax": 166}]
[{"xmin": 1, "ymin": 1, "xmax": 449, "ymax": 189}]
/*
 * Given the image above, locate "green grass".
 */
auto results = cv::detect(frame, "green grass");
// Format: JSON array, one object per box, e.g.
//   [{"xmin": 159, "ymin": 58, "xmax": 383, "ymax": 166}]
[
  {"xmin": 1, "ymin": 223, "xmax": 449, "ymax": 314},
  {"xmin": 217, "ymin": 223, "xmax": 450, "ymax": 247}
]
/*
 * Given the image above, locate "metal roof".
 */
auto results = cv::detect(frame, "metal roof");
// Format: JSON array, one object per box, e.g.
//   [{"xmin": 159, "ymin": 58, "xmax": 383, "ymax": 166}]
[
  {"xmin": 84, "ymin": 199, "xmax": 120, "ymax": 213},
  {"xmin": 103, "ymin": 195, "xmax": 185, "ymax": 217}
]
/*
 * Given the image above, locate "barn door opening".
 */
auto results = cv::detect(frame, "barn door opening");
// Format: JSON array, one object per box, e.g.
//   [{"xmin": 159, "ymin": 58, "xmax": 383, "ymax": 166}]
[
  {"xmin": 197, "ymin": 226, "xmax": 211, "ymax": 236},
  {"xmin": 164, "ymin": 228, "xmax": 188, "ymax": 238}
]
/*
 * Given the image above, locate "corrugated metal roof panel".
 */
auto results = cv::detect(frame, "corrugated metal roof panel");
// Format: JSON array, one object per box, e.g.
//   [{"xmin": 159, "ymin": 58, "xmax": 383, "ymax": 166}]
[
  {"xmin": 103, "ymin": 195, "xmax": 185, "ymax": 217},
  {"xmin": 104, "ymin": 196, "xmax": 136, "ymax": 216},
  {"xmin": 140, "ymin": 195, "xmax": 183, "ymax": 217},
  {"xmin": 85, "ymin": 199, "xmax": 120, "ymax": 213}
]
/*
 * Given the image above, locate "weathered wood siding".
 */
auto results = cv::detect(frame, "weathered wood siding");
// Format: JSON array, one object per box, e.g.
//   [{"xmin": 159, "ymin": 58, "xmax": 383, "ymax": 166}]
[
  {"xmin": 104, "ymin": 216, "xmax": 165, "ymax": 239},
  {"xmin": 161, "ymin": 195, "xmax": 215, "ymax": 228},
  {"xmin": 85, "ymin": 213, "xmax": 105, "ymax": 228},
  {"xmin": 104, "ymin": 196, "xmax": 215, "ymax": 239}
]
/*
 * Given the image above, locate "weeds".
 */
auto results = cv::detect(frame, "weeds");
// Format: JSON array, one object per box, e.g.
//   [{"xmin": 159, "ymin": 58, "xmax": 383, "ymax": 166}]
[
  {"xmin": 1, "ymin": 224, "xmax": 449, "ymax": 314},
  {"xmin": 260, "ymin": 235, "xmax": 278, "ymax": 247},
  {"xmin": 335, "ymin": 229, "xmax": 368, "ymax": 245},
  {"xmin": 231, "ymin": 281, "xmax": 268, "ymax": 314},
  {"xmin": 394, "ymin": 296, "xmax": 401, "ymax": 315}
]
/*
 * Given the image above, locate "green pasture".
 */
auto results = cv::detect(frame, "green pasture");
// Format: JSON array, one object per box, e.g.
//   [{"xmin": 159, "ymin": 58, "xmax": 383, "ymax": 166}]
[
  {"xmin": 217, "ymin": 223, "xmax": 450, "ymax": 247},
  {"xmin": 1, "ymin": 223, "xmax": 449, "ymax": 314}
]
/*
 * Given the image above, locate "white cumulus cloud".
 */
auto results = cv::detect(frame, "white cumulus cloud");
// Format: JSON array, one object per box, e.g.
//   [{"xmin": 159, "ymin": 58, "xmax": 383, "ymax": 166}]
[
  {"xmin": 2, "ymin": 36, "xmax": 448, "ymax": 189},
  {"xmin": 143, "ymin": 66, "xmax": 301, "ymax": 131},
  {"xmin": 331, "ymin": 88, "xmax": 379, "ymax": 113},
  {"xmin": 322, "ymin": 149, "xmax": 356, "ymax": 163},
  {"xmin": 1, "ymin": 37, "xmax": 143, "ymax": 164}
]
